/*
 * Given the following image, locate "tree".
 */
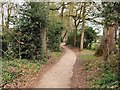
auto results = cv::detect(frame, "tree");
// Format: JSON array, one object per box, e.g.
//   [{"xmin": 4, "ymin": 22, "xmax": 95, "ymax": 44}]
[
  {"xmin": 1, "ymin": 2, "xmax": 15, "ymax": 56},
  {"xmin": 1, "ymin": 3, "xmax": 7, "ymax": 55},
  {"xmin": 80, "ymin": 2, "xmax": 86, "ymax": 50},
  {"xmin": 95, "ymin": 2, "xmax": 120, "ymax": 60},
  {"xmin": 10, "ymin": 2, "xmax": 49, "ymax": 60},
  {"xmin": 64, "ymin": 2, "xmax": 83, "ymax": 46},
  {"xmin": 47, "ymin": 15, "xmax": 64, "ymax": 52},
  {"xmin": 67, "ymin": 26, "xmax": 97, "ymax": 49},
  {"xmin": 1, "ymin": 3, "xmax": 4, "ymax": 32},
  {"xmin": 83, "ymin": 26, "xmax": 97, "ymax": 48},
  {"xmin": 118, "ymin": 25, "xmax": 120, "ymax": 86}
]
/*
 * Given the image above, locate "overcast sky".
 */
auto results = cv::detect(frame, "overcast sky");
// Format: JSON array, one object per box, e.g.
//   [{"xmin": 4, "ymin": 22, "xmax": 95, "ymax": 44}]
[{"xmin": 0, "ymin": 0, "xmax": 103, "ymax": 35}]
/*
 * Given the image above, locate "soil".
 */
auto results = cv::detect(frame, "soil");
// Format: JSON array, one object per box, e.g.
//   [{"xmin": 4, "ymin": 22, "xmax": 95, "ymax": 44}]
[{"xmin": 68, "ymin": 46, "xmax": 92, "ymax": 88}]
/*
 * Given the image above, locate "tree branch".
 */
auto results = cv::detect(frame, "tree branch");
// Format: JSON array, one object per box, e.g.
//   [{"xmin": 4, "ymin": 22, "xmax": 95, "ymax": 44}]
[{"xmin": 86, "ymin": 18, "xmax": 103, "ymax": 25}]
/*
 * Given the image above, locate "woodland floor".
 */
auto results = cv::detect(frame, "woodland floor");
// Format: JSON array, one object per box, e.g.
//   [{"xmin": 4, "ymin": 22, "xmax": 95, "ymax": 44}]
[
  {"xmin": 3, "ymin": 44, "xmax": 98, "ymax": 88},
  {"xmin": 28, "ymin": 44, "xmax": 96, "ymax": 88},
  {"xmin": 34, "ymin": 44, "xmax": 96, "ymax": 88},
  {"xmin": 2, "ymin": 45, "xmax": 64, "ymax": 88},
  {"xmin": 69, "ymin": 46, "xmax": 93, "ymax": 88}
]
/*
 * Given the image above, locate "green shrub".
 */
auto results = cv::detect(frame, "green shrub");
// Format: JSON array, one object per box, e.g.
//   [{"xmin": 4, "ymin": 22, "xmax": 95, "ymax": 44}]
[
  {"xmin": 47, "ymin": 21, "xmax": 64, "ymax": 52},
  {"xmin": 9, "ymin": 2, "xmax": 49, "ymax": 60},
  {"xmin": 66, "ymin": 31, "xmax": 75, "ymax": 46},
  {"xmin": 2, "ymin": 58, "xmax": 41, "ymax": 86},
  {"xmin": 93, "ymin": 71, "xmax": 119, "ymax": 88}
]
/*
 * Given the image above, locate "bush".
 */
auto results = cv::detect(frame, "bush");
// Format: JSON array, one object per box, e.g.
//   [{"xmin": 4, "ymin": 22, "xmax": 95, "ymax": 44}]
[
  {"xmin": 93, "ymin": 71, "xmax": 119, "ymax": 88},
  {"xmin": 9, "ymin": 2, "xmax": 49, "ymax": 60},
  {"xmin": 66, "ymin": 31, "xmax": 75, "ymax": 46},
  {"xmin": 47, "ymin": 21, "xmax": 64, "ymax": 52},
  {"xmin": 92, "ymin": 55, "xmax": 119, "ymax": 88}
]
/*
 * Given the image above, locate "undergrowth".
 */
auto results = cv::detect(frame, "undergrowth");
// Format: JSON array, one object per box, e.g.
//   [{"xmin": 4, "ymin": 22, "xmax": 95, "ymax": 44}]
[
  {"xmin": 87, "ymin": 54, "xmax": 119, "ymax": 88},
  {"xmin": 2, "ymin": 58, "xmax": 42, "ymax": 87},
  {"xmin": 80, "ymin": 51, "xmax": 119, "ymax": 88},
  {"xmin": 1, "ymin": 51, "xmax": 61, "ymax": 87}
]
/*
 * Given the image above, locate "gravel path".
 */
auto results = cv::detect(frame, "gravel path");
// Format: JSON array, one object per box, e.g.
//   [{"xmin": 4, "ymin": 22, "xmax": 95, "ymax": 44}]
[{"xmin": 36, "ymin": 44, "xmax": 76, "ymax": 88}]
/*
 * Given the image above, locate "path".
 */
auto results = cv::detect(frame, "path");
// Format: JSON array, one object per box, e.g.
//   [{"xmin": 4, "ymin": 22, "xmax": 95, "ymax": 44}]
[{"xmin": 36, "ymin": 44, "xmax": 76, "ymax": 88}]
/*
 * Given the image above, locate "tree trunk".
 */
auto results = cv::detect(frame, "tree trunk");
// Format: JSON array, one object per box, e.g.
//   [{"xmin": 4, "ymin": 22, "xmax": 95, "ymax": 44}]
[
  {"xmin": 118, "ymin": 26, "xmax": 120, "ymax": 86},
  {"xmin": 6, "ymin": 2, "xmax": 12, "ymax": 30},
  {"xmin": 41, "ymin": 28, "xmax": 47, "ymax": 56},
  {"xmin": 1, "ymin": 4, "xmax": 4, "ymax": 32},
  {"xmin": 74, "ymin": 26, "xmax": 77, "ymax": 47},
  {"xmin": 80, "ymin": 3, "xmax": 86, "ymax": 50},
  {"xmin": 95, "ymin": 24, "xmax": 107, "ymax": 56},
  {"xmin": 62, "ymin": 30, "xmax": 68, "ymax": 42},
  {"xmin": 1, "ymin": 3, "xmax": 8, "ymax": 54},
  {"xmin": 102, "ymin": 24, "xmax": 116, "ymax": 61}
]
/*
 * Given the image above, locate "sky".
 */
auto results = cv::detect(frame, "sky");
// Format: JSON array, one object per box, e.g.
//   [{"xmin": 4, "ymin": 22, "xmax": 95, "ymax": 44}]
[
  {"xmin": 0, "ymin": 0, "xmax": 104, "ymax": 35},
  {"xmin": 0, "ymin": 0, "xmax": 120, "ymax": 2}
]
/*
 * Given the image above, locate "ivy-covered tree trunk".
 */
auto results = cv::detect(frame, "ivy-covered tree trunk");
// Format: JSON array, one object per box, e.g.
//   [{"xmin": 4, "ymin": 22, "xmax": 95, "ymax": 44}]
[
  {"xmin": 1, "ymin": 3, "xmax": 4, "ymax": 32},
  {"xmin": 95, "ymin": 24, "xmax": 107, "ymax": 56},
  {"xmin": 95, "ymin": 24, "xmax": 117, "ymax": 60},
  {"xmin": 41, "ymin": 28, "xmax": 47, "ymax": 55},
  {"xmin": 118, "ymin": 26, "xmax": 120, "ymax": 86},
  {"xmin": 1, "ymin": 3, "xmax": 7, "ymax": 55},
  {"xmin": 2, "ymin": 2, "xmax": 13, "ymax": 55}
]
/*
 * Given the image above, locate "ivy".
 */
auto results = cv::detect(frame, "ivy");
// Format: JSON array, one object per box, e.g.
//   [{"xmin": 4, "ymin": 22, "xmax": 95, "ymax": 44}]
[
  {"xmin": 47, "ymin": 20, "xmax": 64, "ymax": 52},
  {"xmin": 9, "ymin": 2, "xmax": 49, "ymax": 60}
]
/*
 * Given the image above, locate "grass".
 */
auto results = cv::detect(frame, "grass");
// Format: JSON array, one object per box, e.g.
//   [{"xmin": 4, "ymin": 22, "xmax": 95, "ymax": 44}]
[
  {"xmin": 80, "ymin": 54, "xmax": 96, "ymax": 61},
  {"xmin": 52, "ymin": 52, "xmax": 61, "ymax": 57},
  {"xmin": 79, "ymin": 50, "xmax": 96, "ymax": 71}
]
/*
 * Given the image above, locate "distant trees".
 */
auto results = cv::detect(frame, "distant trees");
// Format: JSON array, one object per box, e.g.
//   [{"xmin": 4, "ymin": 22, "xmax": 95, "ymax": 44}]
[
  {"xmin": 84, "ymin": 26, "xmax": 97, "ymax": 48},
  {"xmin": 62, "ymin": 2, "xmax": 99, "ymax": 50},
  {"xmin": 67, "ymin": 26, "xmax": 97, "ymax": 49},
  {"xmin": 1, "ymin": 2, "xmax": 17, "ymax": 56}
]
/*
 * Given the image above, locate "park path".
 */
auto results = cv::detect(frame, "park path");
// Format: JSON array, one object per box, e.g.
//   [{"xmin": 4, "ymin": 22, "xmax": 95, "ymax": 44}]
[{"xmin": 36, "ymin": 43, "xmax": 76, "ymax": 88}]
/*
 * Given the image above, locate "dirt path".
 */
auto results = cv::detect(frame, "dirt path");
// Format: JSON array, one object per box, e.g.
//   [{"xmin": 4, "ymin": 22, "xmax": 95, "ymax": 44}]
[{"xmin": 36, "ymin": 44, "xmax": 76, "ymax": 88}]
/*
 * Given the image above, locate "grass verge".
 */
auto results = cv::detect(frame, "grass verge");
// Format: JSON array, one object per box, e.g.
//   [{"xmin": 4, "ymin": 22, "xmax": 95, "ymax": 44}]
[{"xmin": 80, "ymin": 54, "xmax": 96, "ymax": 61}]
